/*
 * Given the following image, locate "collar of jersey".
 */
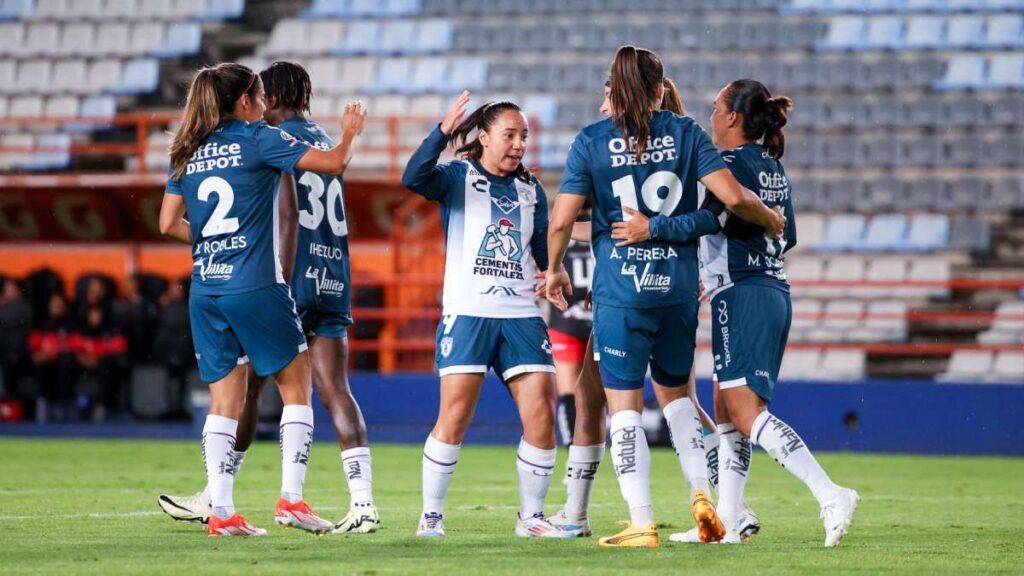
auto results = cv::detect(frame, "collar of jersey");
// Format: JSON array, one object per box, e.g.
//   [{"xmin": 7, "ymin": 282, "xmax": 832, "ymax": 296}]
[{"xmin": 468, "ymin": 158, "xmax": 515, "ymax": 184}]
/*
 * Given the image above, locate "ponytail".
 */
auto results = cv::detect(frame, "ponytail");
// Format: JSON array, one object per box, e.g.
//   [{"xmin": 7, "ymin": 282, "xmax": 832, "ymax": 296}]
[
  {"xmin": 660, "ymin": 77, "xmax": 685, "ymax": 116},
  {"xmin": 169, "ymin": 63, "xmax": 261, "ymax": 179},
  {"xmin": 722, "ymin": 78, "xmax": 793, "ymax": 160},
  {"xmin": 449, "ymin": 101, "xmax": 532, "ymax": 183},
  {"xmin": 609, "ymin": 45, "xmax": 663, "ymax": 156}
]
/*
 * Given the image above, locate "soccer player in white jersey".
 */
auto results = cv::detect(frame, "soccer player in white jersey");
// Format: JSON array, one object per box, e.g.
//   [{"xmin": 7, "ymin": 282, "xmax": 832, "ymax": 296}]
[{"xmin": 402, "ymin": 92, "xmax": 573, "ymax": 539}]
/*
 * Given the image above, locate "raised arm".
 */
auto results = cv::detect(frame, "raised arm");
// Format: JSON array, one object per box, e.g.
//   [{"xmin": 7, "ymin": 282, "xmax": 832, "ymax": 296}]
[
  {"xmin": 295, "ymin": 102, "xmax": 366, "ymax": 176},
  {"xmin": 700, "ymin": 168, "xmax": 785, "ymax": 239},
  {"xmin": 401, "ymin": 91, "xmax": 470, "ymax": 199},
  {"xmin": 158, "ymin": 193, "xmax": 191, "ymax": 245}
]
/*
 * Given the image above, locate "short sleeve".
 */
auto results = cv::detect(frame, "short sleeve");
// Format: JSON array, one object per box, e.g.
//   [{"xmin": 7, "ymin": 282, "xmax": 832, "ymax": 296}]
[
  {"xmin": 693, "ymin": 126, "xmax": 727, "ymax": 180},
  {"xmin": 559, "ymin": 134, "xmax": 593, "ymax": 196},
  {"xmin": 255, "ymin": 123, "xmax": 311, "ymax": 175},
  {"xmin": 164, "ymin": 164, "xmax": 183, "ymax": 196}
]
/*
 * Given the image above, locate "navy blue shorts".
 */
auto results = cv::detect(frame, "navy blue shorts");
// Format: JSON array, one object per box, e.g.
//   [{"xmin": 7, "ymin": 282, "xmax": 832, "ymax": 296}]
[
  {"xmin": 189, "ymin": 284, "xmax": 307, "ymax": 383},
  {"xmin": 299, "ymin": 308, "xmax": 352, "ymax": 339},
  {"xmin": 593, "ymin": 301, "xmax": 698, "ymax": 391},
  {"xmin": 711, "ymin": 283, "xmax": 791, "ymax": 403},
  {"xmin": 435, "ymin": 315, "xmax": 555, "ymax": 383}
]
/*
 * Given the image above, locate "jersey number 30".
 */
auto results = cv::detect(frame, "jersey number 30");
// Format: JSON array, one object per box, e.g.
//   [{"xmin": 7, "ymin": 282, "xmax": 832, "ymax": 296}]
[
  {"xmin": 611, "ymin": 171, "xmax": 682, "ymax": 220},
  {"xmin": 298, "ymin": 172, "xmax": 348, "ymax": 237}
]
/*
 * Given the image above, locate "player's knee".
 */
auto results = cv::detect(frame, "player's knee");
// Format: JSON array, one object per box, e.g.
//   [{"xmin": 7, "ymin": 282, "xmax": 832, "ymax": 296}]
[{"xmin": 730, "ymin": 410, "xmax": 758, "ymax": 437}]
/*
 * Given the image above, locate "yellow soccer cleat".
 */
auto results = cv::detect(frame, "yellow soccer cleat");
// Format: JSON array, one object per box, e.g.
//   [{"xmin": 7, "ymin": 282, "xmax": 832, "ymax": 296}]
[
  {"xmin": 692, "ymin": 490, "xmax": 726, "ymax": 543},
  {"xmin": 597, "ymin": 522, "xmax": 660, "ymax": 548}
]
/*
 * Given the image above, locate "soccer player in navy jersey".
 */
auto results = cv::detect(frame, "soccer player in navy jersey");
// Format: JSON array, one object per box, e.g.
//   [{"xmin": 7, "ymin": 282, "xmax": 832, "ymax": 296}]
[
  {"xmin": 648, "ymin": 80, "xmax": 855, "ymax": 547},
  {"xmin": 157, "ymin": 62, "xmax": 378, "ymax": 534},
  {"xmin": 402, "ymin": 92, "xmax": 574, "ymax": 539},
  {"xmin": 157, "ymin": 62, "xmax": 365, "ymax": 536},
  {"xmin": 547, "ymin": 47, "xmax": 785, "ymax": 548}
]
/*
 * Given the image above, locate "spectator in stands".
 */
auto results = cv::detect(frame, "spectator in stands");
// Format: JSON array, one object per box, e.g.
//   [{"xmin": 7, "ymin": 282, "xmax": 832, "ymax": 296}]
[
  {"xmin": 112, "ymin": 274, "xmax": 165, "ymax": 364},
  {"xmin": 28, "ymin": 293, "xmax": 76, "ymax": 422},
  {"xmin": 0, "ymin": 278, "xmax": 33, "ymax": 418},
  {"xmin": 151, "ymin": 276, "xmax": 193, "ymax": 418},
  {"xmin": 69, "ymin": 304, "xmax": 128, "ymax": 421}
]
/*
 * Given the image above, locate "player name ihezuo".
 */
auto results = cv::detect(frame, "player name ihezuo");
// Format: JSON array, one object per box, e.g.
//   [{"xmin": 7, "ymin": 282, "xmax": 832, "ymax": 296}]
[
  {"xmin": 309, "ymin": 242, "xmax": 344, "ymax": 261},
  {"xmin": 185, "ymin": 142, "xmax": 243, "ymax": 174},
  {"xmin": 607, "ymin": 134, "xmax": 677, "ymax": 167}
]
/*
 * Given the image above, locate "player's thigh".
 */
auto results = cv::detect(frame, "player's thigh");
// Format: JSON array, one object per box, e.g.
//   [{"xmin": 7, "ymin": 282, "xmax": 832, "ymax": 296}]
[
  {"xmin": 507, "ymin": 370, "xmax": 557, "ymax": 444},
  {"xmin": 712, "ymin": 284, "xmax": 789, "ymax": 404},
  {"xmin": 188, "ymin": 293, "xmax": 245, "ymax": 384},
  {"xmin": 592, "ymin": 303, "xmax": 658, "ymax": 392},
  {"xmin": 221, "ymin": 284, "xmax": 308, "ymax": 379},
  {"xmin": 435, "ymin": 315, "xmax": 500, "ymax": 377},
  {"xmin": 433, "ymin": 372, "xmax": 486, "ymax": 443},
  {"xmin": 495, "ymin": 317, "xmax": 555, "ymax": 384},
  {"xmin": 550, "ymin": 328, "xmax": 587, "ymax": 395},
  {"xmin": 650, "ymin": 300, "xmax": 698, "ymax": 389}
]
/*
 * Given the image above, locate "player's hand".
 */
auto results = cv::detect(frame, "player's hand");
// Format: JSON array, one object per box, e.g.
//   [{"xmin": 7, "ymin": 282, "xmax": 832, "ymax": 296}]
[
  {"xmin": 440, "ymin": 90, "xmax": 471, "ymax": 136},
  {"xmin": 341, "ymin": 101, "xmax": 367, "ymax": 136},
  {"xmin": 533, "ymin": 271, "xmax": 546, "ymax": 299},
  {"xmin": 698, "ymin": 279, "xmax": 709, "ymax": 303},
  {"xmin": 765, "ymin": 205, "xmax": 786, "ymax": 239},
  {"xmin": 545, "ymin": 268, "xmax": 572, "ymax": 312},
  {"xmin": 611, "ymin": 207, "xmax": 650, "ymax": 247}
]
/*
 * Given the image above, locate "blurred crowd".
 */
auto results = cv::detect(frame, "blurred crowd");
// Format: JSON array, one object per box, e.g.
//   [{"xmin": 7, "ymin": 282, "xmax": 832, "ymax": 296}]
[{"xmin": 0, "ymin": 270, "xmax": 195, "ymax": 423}]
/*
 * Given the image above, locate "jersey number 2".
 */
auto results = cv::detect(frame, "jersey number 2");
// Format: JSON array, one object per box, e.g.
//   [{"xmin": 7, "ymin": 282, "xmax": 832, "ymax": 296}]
[
  {"xmin": 611, "ymin": 171, "xmax": 682, "ymax": 221},
  {"xmin": 298, "ymin": 172, "xmax": 349, "ymax": 237},
  {"xmin": 197, "ymin": 176, "xmax": 240, "ymax": 238}
]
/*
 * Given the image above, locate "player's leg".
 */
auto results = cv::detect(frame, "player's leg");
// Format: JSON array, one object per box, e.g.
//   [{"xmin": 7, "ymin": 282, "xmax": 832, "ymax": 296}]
[
  {"xmin": 710, "ymin": 373, "xmax": 760, "ymax": 541},
  {"xmin": 550, "ymin": 329, "xmax": 582, "ymax": 446},
  {"xmin": 551, "ymin": 333, "xmax": 605, "ymax": 536},
  {"xmin": 307, "ymin": 329, "xmax": 378, "ymax": 533}
]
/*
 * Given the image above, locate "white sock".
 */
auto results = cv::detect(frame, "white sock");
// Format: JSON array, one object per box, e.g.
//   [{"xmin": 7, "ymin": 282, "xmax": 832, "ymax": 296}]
[
  {"xmin": 609, "ymin": 410, "xmax": 653, "ymax": 527},
  {"xmin": 202, "ymin": 414, "xmax": 238, "ymax": 519},
  {"xmin": 341, "ymin": 447, "xmax": 374, "ymax": 507},
  {"xmin": 422, "ymin": 435, "xmax": 460, "ymax": 516},
  {"xmin": 752, "ymin": 411, "xmax": 840, "ymax": 506},
  {"xmin": 516, "ymin": 438, "xmax": 556, "ymax": 519},
  {"xmin": 704, "ymin": 431, "xmax": 720, "ymax": 493},
  {"xmin": 200, "ymin": 451, "xmax": 242, "ymax": 508},
  {"xmin": 716, "ymin": 423, "xmax": 751, "ymax": 531},
  {"xmin": 662, "ymin": 397, "xmax": 710, "ymax": 501},
  {"xmin": 564, "ymin": 443, "xmax": 604, "ymax": 521},
  {"xmin": 279, "ymin": 404, "xmax": 314, "ymax": 503}
]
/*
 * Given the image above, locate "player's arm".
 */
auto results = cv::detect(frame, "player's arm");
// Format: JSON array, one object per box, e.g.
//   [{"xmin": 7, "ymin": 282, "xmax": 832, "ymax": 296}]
[
  {"xmin": 782, "ymin": 198, "xmax": 797, "ymax": 253},
  {"xmin": 295, "ymin": 102, "xmax": 366, "ymax": 176},
  {"xmin": 278, "ymin": 174, "xmax": 299, "ymax": 281},
  {"xmin": 158, "ymin": 193, "xmax": 191, "ymax": 245},
  {"xmin": 401, "ymin": 91, "xmax": 470, "ymax": 200},
  {"xmin": 546, "ymin": 193, "xmax": 586, "ymax": 311},
  {"xmin": 571, "ymin": 220, "xmax": 591, "ymax": 242},
  {"xmin": 529, "ymin": 182, "xmax": 549, "ymax": 271},
  {"xmin": 701, "ymin": 168, "xmax": 785, "ymax": 239},
  {"xmin": 610, "ymin": 205, "xmax": 723, "ymax": 247}
]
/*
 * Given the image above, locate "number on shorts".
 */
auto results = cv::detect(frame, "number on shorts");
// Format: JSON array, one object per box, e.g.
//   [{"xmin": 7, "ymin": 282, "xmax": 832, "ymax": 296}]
[
  {"xmin": 441, "ymin": 314, "xmax": 457, "ymax": 336},
  {"xmin": 197, "ymin": 176, "xmax": 240, "ymax": 237},
  {"xmin": 298, "ymin": 172, "xmax": 349, "ymax": 237},
  {"xmin": 611, "ymin": 171, "xmax": 683, "ymax": 221}
]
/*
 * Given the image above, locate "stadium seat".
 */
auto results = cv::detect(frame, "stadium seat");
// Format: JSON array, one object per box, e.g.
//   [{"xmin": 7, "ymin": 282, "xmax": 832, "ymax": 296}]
[
  {"xmin": 906, "ymin": 257, "xmax": 952, "ymax": 299},
  {"xmin": 984, "ymin": 14, "xmax": 1023, "ymax": 48},
  {"xmin": 935, "ymin": 54, "xmax": 986, "ymax": 90},
  {"xmin": 305, "ymin": 58, "xmax": 343, "ymax": 94},
  {"xmin": 44, "ymin": 95, "xmax": 78, "ymax": 118},
  {"xmin": 0, "ymin": 96, "xmax": 7, "ymax": 117},
  {"xmin": 200, "ymin": 0, "xmax": 246, "ymax": 21},
  {"xmin": 817, "ymin": 214, "xmax": 866, "ymax": 252},
  {"xmin": 863, "ymin": 178, "xmax": 903, "ymax": 209},
  {"xmin": 65, "ymin": 95, "xmax": 116, "ymax": 131},
  {"xmin": 8, "ymin": 95, "xmax": 43, "ymax": 118},
  {"xmin": 862, "ymin": 213, "xmax": 908, "ymax": 251},
  {"xmin": 0, "ymin": 0, "xmax": 32, "ymax": 20},
  {"xmin": 978, "ymin": 301, "xmax": 1024, "ymax": 345},
  {"xmin": 904, "ymin": 214, "xmax": 950, "ymax": 252},
  {"xmin": 338, "ymin": 21, "xmax": 381, "ymax": 55},
  {"xmin": 864, "ymin": 16, "xmax": 904, "ymax": 49},
  {"xmin": 904, "ymin": 15, "xmax": 943, "ymax": 48},
  {"xmin": 0, "ymin": 132, "xmax": 33, "ymax": 170},
  {"xmin": 0, "ymin": 22, "xmax": 23, "ymax": 55},
  {"xmin": 817, "ymin": 349, "xmax": 866, "ymax": 380},
  {"xmin": 263, "ymin": 19, "xmax": 309, "ymax": 56},
  {"xmin": 778, "ymin": 348, "xmax": 821, "ymax": 381},
  {"xmin": 820, "ymin": 255, "xmax": 868, "ymax": 299},
  {"xmin": 130, "ymin": 23, "xmax": 167, "ymax": 56},
  {"xmin": 991, "ymin": 178, "xmax": 1024, "ymax": 209},
  {"xmin": 302, "ymin": 20, "xmax": 346, "ymax": 56},
  {"xmin": 378, "ymin": 20, "xmax": 418, "ymax": 54},
  {"xmin": 937, "ymin": 350, "xmax": 994, "ymax": 382},
  {"xmin": 26, "ymin": 0, "xmax": 66, "ymax": 20},
  {"xmin": 303, "ymin": 0, "xmax": 348, "ymax": 18},
  {"xmin": 65, "ymin": 0, "xmax": 103, "ymax": 19},
  {"xmin": 987, "ymin": 54, "xmax": 1024, "ymax": 89},
  {"xmin": 448, "ymin": 57, "xmax": 487, "ymax": 91},
  {"xmin": 94, "ymin": 23, "xmax": 133, "ymax": 57},
  {"xmin": 408, "ymin": 94, "xmax": 445, "ymax": 118},
  {"xmin": 949, "ymin": 218, "xmax": 991, "ymax": 252},
  {"xmin": 848, "ymin": 300, "xmax": 908, "ymax": 342},
  {"xmin": 339, "ymin": 58, "xmax": 378, "ymax": 92},
  {"xmin": 58, "ymin": 23, "xmax": 95, "ymax": 58},
  {"xmin": 366, "ymin": 58, "xmax": 413, "ymax": 94},
  {"xmin": 18, "ymin": 132, "xmax": 71, "ymax": 171},
  {"xmin": 818, "ymin": 16, "xmax": 866, "ymax": 50},
  {"xmin": 415, "ymin": 19, "xmax": 453, "ymax": 53},
  {"xmin": 792, "ymin": 212, "xmax": 824, "ymax": 252},
  {"xmin": 989, "ymin": 352, "xmax": 1024, "ymax": 383},
  {"xmin": 944, "ymin": 15, "xmax": 984, "ymax": 48},
  {"xmin": 385, "ymin": 0, "xmax": 422, "ymax": 16},
  {"xmin": 14, "ymin": 60, "xmax": 52, "ymax": 95},
  {"xmin": 86, "ymin": 60, "xmax": 123, "ymax": 94},
  {"xmin": 108, "ymin": 58, "xmax": 159, "ymax": 95},
  {"xmin": 104, "ymin": 0, "xmax": 140, "ymax": 19},
  {"xmin": 858, "ymin": 257, "xmax": 908, "ymax": 298},
  {"xmin": 408, "ymin": 58, "xmax": 450, "ymax": 94},
  {"xmin": 17, "ymin": 23, "xmax": 59, "ymax": 57},
  {"xmin": 790, "ymin": 298, "xmax": 823, "ymax": 342},
  {"xmin": 153, "ymin": 22, "xmax": 202, "ymax": 58},
  {"xmin": 815, "ymin": 299, "xmax": 865, "ymax": 342}
]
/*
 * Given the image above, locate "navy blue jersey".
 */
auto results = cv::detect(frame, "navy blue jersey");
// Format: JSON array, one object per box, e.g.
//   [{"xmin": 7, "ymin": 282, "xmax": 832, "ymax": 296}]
[
  {"xmin": 165, "ymin": 120, "xmax": 310, "ymax": 296},
  {"xmin": 279, "ymin": 117, "xmax": 351, "ymax": 321},
  {"xmin": 560, "ymin": 111, "xmax": 727, "ymax": 309},
  {"xmin": 700, "ymin": 143, "xmax": 798, "ymax": 297},
  {"xmin": 402, "ymin": 125, "xmax": 548, "ymax": 319}
]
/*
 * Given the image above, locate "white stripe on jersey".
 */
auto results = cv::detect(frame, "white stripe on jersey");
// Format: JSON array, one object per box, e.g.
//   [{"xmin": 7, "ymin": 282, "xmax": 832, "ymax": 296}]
[
  {"xmin": 698, "ymin": 183, "xmax": 732, "ymax": 299},
  {"xmin": 272, "ymin": 185, "xmax": 284, "ymax": 284}
]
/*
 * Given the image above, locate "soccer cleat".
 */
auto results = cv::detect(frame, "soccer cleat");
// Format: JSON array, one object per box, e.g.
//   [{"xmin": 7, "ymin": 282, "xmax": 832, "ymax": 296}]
[
  {"xmin": 597, "ymin": 522, "xmax": 660, "ymax": 548},
  {"xmin": 416, "ymin": 512, "xmax": 445, "ymax": 537},
  {"xmin": 157, "ymin": 491, "xmax": 210, "ymax": 524},
  {"xmin": 208, "ymin": 513, "xmax": 266, "ymax": 537},
  {"xmin": 548, "ymin": 509, "xmax": 592, "ymax": 537},
  {"xmin": 515, "ymin": 513, "xmax": 577, "ymax": 538},
  {"xmin": 691, "ymin": 489, "xmax": 726, "ymax": 543},
  {"xmin": 668, "ymin": 526, "xmax": 740, "ymax": 545},
  {"xmin": 821, "ymin": 487, "xmax": 859, "ymax": 548},
  {"xmin": 333, "ymin": 504, "xmax": 380, "ymax": 534},
  {"xmin": 737, "ymin": 506, "xmax": 762, "ymax": 540},
  {"xmin": 274, "ymin": 498, "xmax": 335, "ymax": 534}
]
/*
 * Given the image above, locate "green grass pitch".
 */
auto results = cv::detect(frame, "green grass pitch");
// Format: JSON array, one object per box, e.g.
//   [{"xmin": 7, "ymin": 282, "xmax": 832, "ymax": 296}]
[{"xmin": 0, "ymin": 438, "xmax": 1021, "ymax": 575}]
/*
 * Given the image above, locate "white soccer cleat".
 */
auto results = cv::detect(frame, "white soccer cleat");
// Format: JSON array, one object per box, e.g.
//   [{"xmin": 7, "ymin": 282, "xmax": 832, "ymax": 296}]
[
  {"xmin": 416, "ymin": 512, "xmax": 445, "ymax": 538},
  {"xmin": 333, "ymin": 504, "xmax": 380, "ymax": 534},
  {"xmin": 668, "ymin": 527, "xmax": 740, "ymax": 544},
  {"xmin": 157, "ymin": 491, "xmax": 210, "ymax": 524},
  {"xmin": 738, "ymin": 506, "xmax": 762, "ymax": 540},
  {"xmin": 821, "ymin": 487, "xmax": 860, "ymax": 548},
  {"xmin": 515, "ymin": 513, "xmax": 577, "ymax": 538},
  {"xmin": 547, "ymin": 509, "xmax": 592, "ymax": 537}
]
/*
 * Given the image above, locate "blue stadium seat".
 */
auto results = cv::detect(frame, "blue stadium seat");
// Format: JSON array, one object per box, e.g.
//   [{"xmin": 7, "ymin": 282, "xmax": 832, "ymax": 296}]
[
  {"xmin": 944, "ymin": 15, "xmax": 984, "ymax": 48},
  {"xmin": 350, "ymin": 0, "xmax": 388, "ymax": 17},
  {"xmin": 415, "ymin": 19, "xmax": 453, "ymax": 53},
  {"xmin": 522, "ymin": 94, "xmax": 558, "ymax": 127},
  {"xmin": 935, "ymin": 54, "xmax": 986, "ymax": 90},
  {"xmin": 864, "ymin": 178, "xmax": 904, "ymax": 210},
  {"xmin": 65, "ymin": 95, "xmax": 116, "ymax": 132},
  {"xmin": 366, "ymin": 58, "xmax": 413, "ymax": 94},
  {"xmin": 990, "ymin": 178, "xmax": 1024, "ymax": 208},
  {"xmin": 822, "ymin": 179, "xmax": 863, "ymax": 210},
  {"xmin": 903, "ymin": 15, "xmax": 943, "ymax": 48},
  {"xmin": 303, "ymin": 0, "xmax": 350, "ymax": 18},
  {"xmin": 943, "ymin": 177, "xmax": 984, "ymax": 209},
  {"xmin": 337, "ymin": 21, "xmax": 380, "ymax": 55},
  {"xmin": 786, "ymin": 0, "xmax": 830, "ymax": 13},
  {"xmin": 0, "ymin": 0, "xmax": 32, "ymax": 20},
  {"xmin": 984, "ymin": 15, "xmax": 1022, "ymax": 48},
  {"xmin": 862, "ymin": 214, "xmax": 909, "ymax": 251},
  {"xmin": 18, "ymin": 133, "xmax": 71, "ymax": 171},
  {"xmin": 987, "ymin": 54, "xmax": 1024, "ymax": 89},
  {"xmin": 905, "ymin": 214, "xmax": 949, "ymax": 252},
  {"xmin": 385, "ymin": 0, "xmax": 422, "ymax": 15},
  {"xmin": 864, "ymin": 16, "xmax": 905, "ymax": 49},
  {"xmin": 906, "ymin": 179, "xmax": 944, "ymax": 208},
  {"xmin": 200, "ymin": 0, "xmax": 245, "ymax": 21},
  {"xmin": 818, "ymin": 16, "xmax": 866, "ymax": 50},
  {"xmin": 947, "ymin": 96, "xmax": 984, "ymax": 125},
  {"xmin": 407, "ymin": 58, "xmax": 449, "ymax": 94},
  {"xmin": 108, "ymin": 58, "xmax": 159, "ymax": 95},
  {"xmin": 949, "ymin": 218, "xmax": 990, "ymax": 252},
  {"xmin": 152, "ymin": 22, "xmax": 202, "ymax": 58},
  {"xmin": 447, "ymin": 58, "xmax": 487, "ymax": 91},
  {"xmin": 818, "ymin": 214, "xmax": 867, "ymax": 251},
  {"xmin": 378, "ymin": 20, "xmax": 417, "ymax": 55}
]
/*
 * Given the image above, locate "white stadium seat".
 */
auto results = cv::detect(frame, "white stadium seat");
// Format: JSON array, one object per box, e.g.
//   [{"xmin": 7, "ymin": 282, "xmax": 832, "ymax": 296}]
[
  {"xmin": 17, "ymin": 23, "xmax": 60, "ymax": 57},
  {"xmin": 0, "ymin": 22, "xmax": 25, "ymax": 56},
  {"xmin": 104, "ymin": 0, "xmax": 140, "ymax": 19},
  {"xmin": 817, "ymin": 349, "xmax": 866, "ymax": 381},
  {"xmin": 988, "ymin": 352, "xmax": 1024, "ymax": 383},
  {"xmin": 0, "ymin": 60, "xmax": 16, "ymax": 96},
  {"xmin": 130, "ymin": 22, "xmax": 167, "ymax": 55},
  {"xmin": 938, "ymin": 350, "xmax": 994, "ymax": 383},
  {"xmin": 58, "ymin": 23, "xmax": 95, "ymax": 58},
  {"xmin": 0, "ymin": 132, "xmax": 35, "ymax": 170},
  {"xmin": 978, "ymin": 301, "xmax": 1024, "ymax": 345},
  {"xmin": 789, "ymin": 298, "xmax": 822, "ymax": 342},
  {"xmin": 65, "ymin": 0, "xmax": 104, "ymax": 20},
  {"xmin": 50, "ymin": 60, "xmax": 89, "ymax": 95},
  {"xmin": 87, "ymin": 59, "xmax": 123, "ymax": 93},
  {"xmin": 94, "ymin": 22, "xmax": 133, "ymax": 57},
  {"xmin": 779, "ymin": 348, "xmax": 822, "ymax": 381},
  {"xmin": 14, "ymin": 60, "xmax": 52, "ymax": 94},
  {"xmin": 9, "ymin": 95, "xmax": 43, "ymax": 118},
  {"xmin": 0, "ymin": 96, "xmax": 8, "ymax": 117},
  {"xmin": 263, "ymin": 19, "xmax": 309, "ymax": 56},
  {"xmin": 43, "ymin": 95, "xmax": 79, "ymax": 118},
  {"xmin": 27, "ymin": 0, "xmax": 67, "ymax": 20}
]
